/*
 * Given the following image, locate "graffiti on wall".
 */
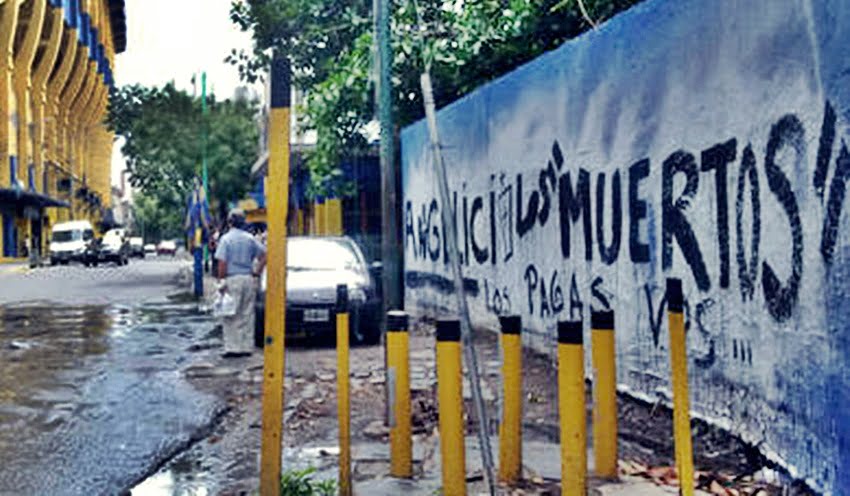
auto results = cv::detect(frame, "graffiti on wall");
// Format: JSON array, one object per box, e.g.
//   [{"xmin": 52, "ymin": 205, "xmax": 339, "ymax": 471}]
[
  {"xmin": 401, "ymin": 0, "xmax": 850, "ymax": 492},
  {"xmin": 406, "ymin": 103, "xmax": 848, "ymax": 323}
]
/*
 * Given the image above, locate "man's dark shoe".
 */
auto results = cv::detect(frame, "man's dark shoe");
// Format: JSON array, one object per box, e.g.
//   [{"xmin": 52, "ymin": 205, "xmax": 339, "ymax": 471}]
[{"xmin": 222, "ymin": 351, "xmax": 252, "ymax": 358}]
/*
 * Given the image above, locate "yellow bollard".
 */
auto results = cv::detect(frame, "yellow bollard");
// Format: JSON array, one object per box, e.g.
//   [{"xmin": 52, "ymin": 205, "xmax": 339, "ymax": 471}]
[
  {"xmin": 667, "ymin": 278, "xmax": 694, "ymax": 496},
  {"xmin": 387, "ymin": 310, "xmax": 412, "ymax": 477},
  {"xmin": 336, "ymin": 284, "xmax": 351, "ymax": 496},
  {"xmin": 591, "ymin": 309, "xmax": 618, "ymax": 479},
  {"xmin": 498, "ymin": 315, "xmax": 522, "ymax": 484},
  {"xmin": 296, "ymin": 208, "xmax": 304, "ymax": 235},
  {"xmin": 436, "ymin": 319, "xmax": 466, "ymax": 496},
  {"xmin": 557, "ymin": 319, "xmax": 586, "ymax": 496}
]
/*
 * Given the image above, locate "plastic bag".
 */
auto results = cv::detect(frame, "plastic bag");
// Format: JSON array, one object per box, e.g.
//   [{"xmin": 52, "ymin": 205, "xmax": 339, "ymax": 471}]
[{"xmin": 213, "ymin": 291, "xmax": 236, "ymax": 317}]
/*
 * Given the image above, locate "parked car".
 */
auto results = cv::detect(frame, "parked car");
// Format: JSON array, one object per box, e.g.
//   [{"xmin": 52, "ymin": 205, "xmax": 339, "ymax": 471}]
[
  {"xmin": 129, "ymin": 237, "xmax": 145, "ymax": 258},
  {"xmin": 93, "ymin": 229, "xmax": 130, "ymax": 266},
  {"xmin": 144, "ymin": 243, "xmax": 156, "ymax": 255},
  {"xmin": 49, "ymin": 220, "xmax": 95, "ymax": 265},
  {"xmin": 156, "ymin": 240, "xmax": 177, "ymax": 256},
  {"xmin": 254, "ymin": 236, "xmax": 381, "ymax": 347}
]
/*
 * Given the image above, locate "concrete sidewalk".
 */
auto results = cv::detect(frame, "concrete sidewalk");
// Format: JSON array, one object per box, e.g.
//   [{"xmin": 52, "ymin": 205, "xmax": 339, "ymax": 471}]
[
  {"xmin": 0, "ymin": 261, "xmax": 29, "ymax": 276},
  {"xmin": 299, "ymin": 436, "xmax": 711, "ymax": 495}
]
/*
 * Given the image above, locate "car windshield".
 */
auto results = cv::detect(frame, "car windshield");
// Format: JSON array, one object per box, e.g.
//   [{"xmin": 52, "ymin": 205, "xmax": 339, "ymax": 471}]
[
  {"xmin": 52, "ymin": 230, "xmax": 79, "ymax": 242},
  {"xmin": 287, "ymin": 239, "xmax": 362, "ymax": 272}
]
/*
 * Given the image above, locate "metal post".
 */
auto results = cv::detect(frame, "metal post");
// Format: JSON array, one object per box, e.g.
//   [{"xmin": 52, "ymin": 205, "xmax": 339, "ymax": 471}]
[
  {"xmin": 420, "ymin": 72, "xmax": 496, "ymax": 495},
  {"xmin": 377, "ymin": 0, "xmax": 402, "ymax": 428},
  {"xmin": 591, "ymin": 309, "xmax": 618, "ymax": 478},
  {"xmin": 336, "ymin": 284, "xmax": 352, "ymax": 496},
  {"xmin": 387, "ymin": 310, "xmax": 411, "ymax": 477},
  {"xmin": 557, "ymin": 319, "xmax": 586, "ymax": 496},
  {"xmin": 436, "ymin": 319, "xmax": 466, "ymax": 496},
  {"xmin": 667, "ymin": 278, "xmax": 694, "ymax": 496},
  {"xmin": 259, "ymin": 54, "xmax": 291, "ymax": 496},
  {"xmin": 498, "ymin": 315, "xmax": 522, "ymax": 484},
  {"xmin": 201, "ymin": 72, "xmax": 209, "ymax": 271},
  {"xmin": 193, "ymin": 244, "xmax": 203, "ymax": 297}
]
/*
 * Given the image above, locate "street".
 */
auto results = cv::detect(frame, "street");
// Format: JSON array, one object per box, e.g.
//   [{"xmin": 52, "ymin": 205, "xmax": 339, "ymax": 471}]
[{"xmin": 0, "ymin": 259, "xmax": 222, "ymax": 495}]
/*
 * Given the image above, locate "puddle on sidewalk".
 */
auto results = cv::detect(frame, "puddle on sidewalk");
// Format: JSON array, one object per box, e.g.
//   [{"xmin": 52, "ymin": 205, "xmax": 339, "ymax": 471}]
[
  {"xmin": 131, "ymin": 454, "xmax": 214, "ymax": 496},
  {"xmin": 0, "ymin": 299, "xmax": 223, "ymax": 496},
  {"xmin": 131, "ymin": 443, "xmax": 340, "ymax": 495}
]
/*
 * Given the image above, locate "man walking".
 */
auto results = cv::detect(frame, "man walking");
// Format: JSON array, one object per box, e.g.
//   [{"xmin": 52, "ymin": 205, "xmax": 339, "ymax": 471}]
[{"xmin": 215, "ymin": 209, "xmax": 266, "ymax": 357}]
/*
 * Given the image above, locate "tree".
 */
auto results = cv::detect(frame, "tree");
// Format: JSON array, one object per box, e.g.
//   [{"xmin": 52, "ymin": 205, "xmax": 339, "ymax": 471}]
[
  {"xmin": 228, "ymin": 0, "xmax": 641, "ymax": 196},
  {"xmin": 107, "ymin": 83, "xmax": 260, "ymax": 231},
  {"xmin": 132, "ymin": 191, "xmax": 182, "ymax": 242}
]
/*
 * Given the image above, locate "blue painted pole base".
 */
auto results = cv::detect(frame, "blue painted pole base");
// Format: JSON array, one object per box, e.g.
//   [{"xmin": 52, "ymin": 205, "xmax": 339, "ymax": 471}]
[{"xmin": 194, "ymin": 248, "xmax": 203, "ymax": 298}]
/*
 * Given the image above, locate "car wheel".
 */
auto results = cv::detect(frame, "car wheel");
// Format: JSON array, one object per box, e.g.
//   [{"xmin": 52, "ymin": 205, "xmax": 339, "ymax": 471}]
[
  {"xmin": 61, "ymin": 260, "xmax": 69, "ymax": 266},
  {"xmin": 92, "ymin": 260, "xmax": 99, "ymax": 267},
  {"xmin": 50, "ymin": 259, "xmax": 57, "ymax": 266},
  {"xmin": 84, "ymin": 261, "xmax": 91, "ymax": 268}
]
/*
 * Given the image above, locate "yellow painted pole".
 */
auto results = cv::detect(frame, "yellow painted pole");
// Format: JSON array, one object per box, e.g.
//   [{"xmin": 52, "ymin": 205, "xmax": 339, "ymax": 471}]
[
  {"xmin": 667, "ymin": 278, "xmax": 694, "ymax": 496},
  {"xmin": 336, "ymin": 284, "xmax": 351, "ymax": 496},
  {"xmin": 316, "ymin": 198, "xmax": 326, "ymax": 235},
  {"xmin": 387, "ymin": 310, "xmax": 412, "ymax": 477},
  {"xmin": 259, "ymin": 55, "xmax": 291, "ymax": 496},
  {"xmin": 558, "ymin": 319, "xmax": 586, "ymax": 496},
  {"xmin": 498, "ymin": 315, "xmax": 522, "ymax": 484},
  {"xmin": 591, "ymin": 310, "xmax": 618, "ymax": 479},
  {"xmin": 295, "ymin": 208, "xmax": 304, "ymax": 235},
  {"xmin": 436, "ymin": 319, "xmax": 466, "ymax": 496},
  {"xmin": 327, "ymin": 197, "xmax": 342, "ymax": 235}
]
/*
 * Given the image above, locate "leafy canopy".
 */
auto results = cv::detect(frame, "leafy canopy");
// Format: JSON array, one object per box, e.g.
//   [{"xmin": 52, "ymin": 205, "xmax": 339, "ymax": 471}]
[
  {"xmin": 107, "ymin": 83, "xmax": 260, "ymax": 231},
  {"xmin": 229, "ymin": 0, "xmax": 640, "ymax": 196}
]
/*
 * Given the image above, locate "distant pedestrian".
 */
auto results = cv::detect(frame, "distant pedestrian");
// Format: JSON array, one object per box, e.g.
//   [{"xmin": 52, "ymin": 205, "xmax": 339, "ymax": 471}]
[
  {"xmin": 208, "ymin": 227, "xmax": 220, "ymax": 275},
  {"xmin": 215, "ymin": 209, "xmax": 266, "ymax": 357}
]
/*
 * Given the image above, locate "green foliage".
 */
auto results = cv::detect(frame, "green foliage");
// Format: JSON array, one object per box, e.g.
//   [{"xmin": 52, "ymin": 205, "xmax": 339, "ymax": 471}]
[
  {"xmin": 229, "ymin": 0, "xmax": 641, "ymax": 194},
  {"xmin": 279, "ymin": 467, "xmax": 336, "ymax": 496},
  {"xmin": 107, "ymin": 83, "xmax": 259, "ymax": 229},
  {"xmin": 131, "ymin": 192, "xmax": 182, "ymax": 242}
]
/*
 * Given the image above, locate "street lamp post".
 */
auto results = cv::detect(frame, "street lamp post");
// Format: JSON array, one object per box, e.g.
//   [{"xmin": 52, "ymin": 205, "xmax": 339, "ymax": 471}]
[{"xmin": 201, "ymin": 72, "xmax": 209, "ymax": 271}]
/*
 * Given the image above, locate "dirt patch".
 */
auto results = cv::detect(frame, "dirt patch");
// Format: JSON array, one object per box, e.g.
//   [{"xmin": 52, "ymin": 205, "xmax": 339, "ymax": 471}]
[{"xmin": 169, "ymin": 320, "xmax": 814, "ymax": 495}]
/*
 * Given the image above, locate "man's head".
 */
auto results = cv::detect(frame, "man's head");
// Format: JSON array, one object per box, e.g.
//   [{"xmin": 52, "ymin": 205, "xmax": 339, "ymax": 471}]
[{"xmin": 228, "ymin": 208, "xmax": 247, "ymax": 229}]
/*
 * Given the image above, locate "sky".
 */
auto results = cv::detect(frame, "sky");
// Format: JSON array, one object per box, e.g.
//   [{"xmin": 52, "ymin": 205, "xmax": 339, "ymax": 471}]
[{"xmin": 110, "ymin": 0, "xmax": 262, "ymax": 189}]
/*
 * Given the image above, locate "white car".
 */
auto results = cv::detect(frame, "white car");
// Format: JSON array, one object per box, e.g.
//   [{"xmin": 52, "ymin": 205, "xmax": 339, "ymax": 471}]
[
  {"xmin": 49, "ymin": 220, "xmax": 95, "ymax": 265},
  {"xmin": 97, "ymin": 229, "xmax": 130, "ymax": 266},
  {"xmin": 157, "ymin": 240, "xmax": 177, "ymax": 256},
  {"xmin": 144, "ymin": 244, "xmax": 157, "ymax": 255}
]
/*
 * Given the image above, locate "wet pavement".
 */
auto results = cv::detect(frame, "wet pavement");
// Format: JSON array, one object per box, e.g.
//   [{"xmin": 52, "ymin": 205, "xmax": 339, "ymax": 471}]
[
  {"xmin": 0, "ymin": 301, "xmax": 223, "ymax": 495},
  {"xmin": 0, "ymin": 260, "xmax": 227, "ymax": 496},
  {"xmin": 0, "ymin": 261, "xmax": 812, "ymax": 495}
]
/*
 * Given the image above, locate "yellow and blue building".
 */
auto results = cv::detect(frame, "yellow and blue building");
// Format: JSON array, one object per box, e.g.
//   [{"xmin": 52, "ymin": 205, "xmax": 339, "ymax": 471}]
[{"xmin": 0, "ymin": 0, "xmax": 125, "ymax": 259}]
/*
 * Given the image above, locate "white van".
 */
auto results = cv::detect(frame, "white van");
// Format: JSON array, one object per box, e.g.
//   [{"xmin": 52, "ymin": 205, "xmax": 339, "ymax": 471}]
[{"xmin": 49, "ymin": 220, "xmax": 95, "ymax": 265}]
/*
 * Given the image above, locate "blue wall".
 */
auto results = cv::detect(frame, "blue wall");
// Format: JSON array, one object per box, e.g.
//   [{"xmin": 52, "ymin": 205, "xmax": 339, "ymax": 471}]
[{"xmin": 401, "ymin": 0, "xmax": 850, "ymax": 492}]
